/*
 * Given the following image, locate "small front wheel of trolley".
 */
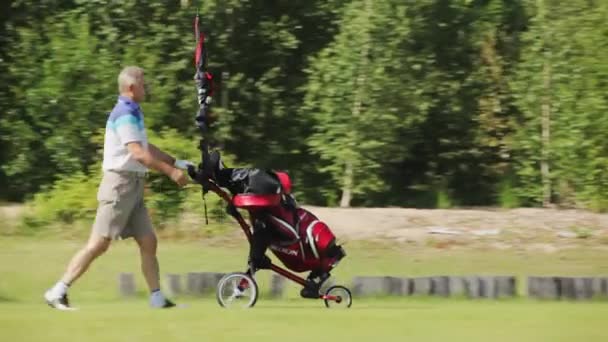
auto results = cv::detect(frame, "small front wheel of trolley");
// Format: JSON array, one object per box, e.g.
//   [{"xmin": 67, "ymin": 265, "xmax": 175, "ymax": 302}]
[
  {"xmin": 323, "ymin": 285, "xmax": 352, "ymax": 309},
  {"xmin": 216, "ymin": 272, "xmax": 258, "ymax": 308}
]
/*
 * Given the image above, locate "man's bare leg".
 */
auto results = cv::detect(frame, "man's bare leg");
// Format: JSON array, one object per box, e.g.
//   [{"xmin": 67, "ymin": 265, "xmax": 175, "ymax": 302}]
[
  {"xmin": 61, "ymin": 233, "xmax": 111, "ymax": 285},
  {"xmin": 134, "ymin": 232, "xmax": 174, "ymax": 308},
  {"xmin": 45, "ymin": 232, "xmax": 110, "ymax": 309},
  {"xmin": 134, "ymin": 232, "xmax": 160, "ymax": 291}
]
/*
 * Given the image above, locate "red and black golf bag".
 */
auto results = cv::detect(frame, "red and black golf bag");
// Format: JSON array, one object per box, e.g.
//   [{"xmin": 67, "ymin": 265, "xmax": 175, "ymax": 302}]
[{"xmin": 213, "ymin": 161, "xmax": 346, "ymax": 291}]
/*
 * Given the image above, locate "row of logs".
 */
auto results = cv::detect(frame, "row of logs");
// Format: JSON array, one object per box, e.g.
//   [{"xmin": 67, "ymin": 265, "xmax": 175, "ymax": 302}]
[{"xmin": 118, "ymin": 273, "xmax": 608, "ymax": 300}]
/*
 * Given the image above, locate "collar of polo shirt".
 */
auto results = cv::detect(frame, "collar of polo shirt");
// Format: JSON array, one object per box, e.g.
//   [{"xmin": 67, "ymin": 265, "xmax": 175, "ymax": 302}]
[{"xmin": 118, "ymin": 95, "xmax": 141, "ymax": 111}]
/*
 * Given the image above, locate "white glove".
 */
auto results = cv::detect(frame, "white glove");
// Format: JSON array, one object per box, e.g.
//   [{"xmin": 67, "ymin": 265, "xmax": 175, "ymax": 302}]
[{"xmin": 174, "ymin": 159, "xmax": 195, "ymax": 170}]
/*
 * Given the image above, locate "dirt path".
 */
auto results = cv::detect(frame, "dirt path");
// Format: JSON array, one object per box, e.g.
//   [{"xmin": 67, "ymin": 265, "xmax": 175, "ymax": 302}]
[
  {"xmin": 0, "ymin": 204, "xmax": 24, "ymax": 220},
  {"xmin": 305, "ymin": 206, "xmax": 608, "ymax": 249},
  {"xmin": 3, "ymin": 203, "xmax": 608, "ymax": 250}
]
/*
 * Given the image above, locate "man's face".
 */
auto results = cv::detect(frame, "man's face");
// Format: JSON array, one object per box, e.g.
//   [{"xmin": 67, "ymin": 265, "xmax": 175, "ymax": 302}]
[{"xmin": 132, "ymin": 76, "xmax": 146, "ymax": 103}]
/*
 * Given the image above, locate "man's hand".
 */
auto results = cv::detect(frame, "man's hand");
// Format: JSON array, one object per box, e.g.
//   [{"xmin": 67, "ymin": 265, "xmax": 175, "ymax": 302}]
[
  {"xmin": 170, "ymin": 168, "xmax": 189, "ymax": 187},
  {"xmin": 174, "ymin": 160, "xmax": 195, "ymax": 170},
  {"xmin": 127, "ymin": 142, "xmax": 189, "ymax": 187}
]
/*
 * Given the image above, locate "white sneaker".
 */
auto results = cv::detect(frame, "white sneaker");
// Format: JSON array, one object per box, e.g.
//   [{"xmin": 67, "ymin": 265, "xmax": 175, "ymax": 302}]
[
  {"xmin": 149, "ymin": 291, "xmax": 176, "ymax": 308},
  {"xmin": 233, "ymin": 287, "xmax": 244, "ymax": 298},
  {"xmin": 44, "ymin": 290, "xmax": 76, "ymax": 311}
]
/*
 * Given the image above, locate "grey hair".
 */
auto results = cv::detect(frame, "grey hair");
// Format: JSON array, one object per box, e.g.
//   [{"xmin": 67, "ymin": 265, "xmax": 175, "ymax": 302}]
[{"xmin": 118, "ymin": 66, "xmax": 144, "ymax": 93}]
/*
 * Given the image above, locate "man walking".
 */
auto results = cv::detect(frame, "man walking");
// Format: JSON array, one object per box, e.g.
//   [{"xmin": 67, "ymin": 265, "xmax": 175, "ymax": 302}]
[{"xmin": 44, "ymin": 66, "xmax": 191, "ymax": 310}]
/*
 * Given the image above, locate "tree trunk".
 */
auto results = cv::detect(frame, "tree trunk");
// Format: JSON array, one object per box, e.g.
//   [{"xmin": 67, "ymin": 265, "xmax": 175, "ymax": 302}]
[
  {"xmin": 338, "ymin": 0, "xmax": 373, "ymax": 208},
  {"xmin": 221, "ymin": 71, "xmax": 229, "ymax": 109},
  {"xmin": 541, "ymin": 61, "xmax": 551, "ymax": 207},
  {"xmin": 538, "ymin": 0, "xmax": 552, "ymax": 207},
  {"xmin": 340, "ymin": 160, "xmax": 354, "ymax": 208}
]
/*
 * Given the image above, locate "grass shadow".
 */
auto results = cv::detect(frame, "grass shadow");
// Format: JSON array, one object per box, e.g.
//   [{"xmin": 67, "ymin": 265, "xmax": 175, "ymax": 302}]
[{"xmin": 0, "ymin": 294, "xmax": 18, "ymax": 303}]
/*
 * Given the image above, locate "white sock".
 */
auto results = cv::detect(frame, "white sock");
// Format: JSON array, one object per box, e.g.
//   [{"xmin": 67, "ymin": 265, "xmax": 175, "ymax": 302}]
[
  {"xmin": 49, "ymin": 281, "xmax": 69, "ymax": 298},
  {"xmin": 150, "ymin": 290, "xmax": 166, "ymax": 307}
]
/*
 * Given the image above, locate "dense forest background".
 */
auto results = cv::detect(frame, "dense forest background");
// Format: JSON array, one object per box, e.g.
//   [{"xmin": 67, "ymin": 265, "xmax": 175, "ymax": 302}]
[{"xmin": 1, "ymin": 0, "xmax": 607, "ymax": 219}]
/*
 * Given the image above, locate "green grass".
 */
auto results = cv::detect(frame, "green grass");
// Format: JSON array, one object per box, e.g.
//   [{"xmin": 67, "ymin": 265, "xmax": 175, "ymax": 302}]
[
  {"xmin": 0, "ymin": 237, "xmax": 607, "ymax": 341},
  {"xmin": 2, "ymin": 300, "xmax": 608, "ymax": 341}
]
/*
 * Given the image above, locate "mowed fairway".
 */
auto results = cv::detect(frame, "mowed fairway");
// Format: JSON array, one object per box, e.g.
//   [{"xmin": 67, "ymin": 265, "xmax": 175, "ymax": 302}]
[
  {"xmin": 2, "ymin": 300, "xmax": 608, "ymax": 341},
  {"xmin": 1, "ymin": 237, "xmax": 607, "ymax": 341}
]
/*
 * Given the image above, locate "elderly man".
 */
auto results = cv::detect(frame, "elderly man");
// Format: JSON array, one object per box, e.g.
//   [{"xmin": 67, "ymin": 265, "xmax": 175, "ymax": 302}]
[{"xmin": 44, "ymin": 66, "xmax": 191, "ymax": 310}]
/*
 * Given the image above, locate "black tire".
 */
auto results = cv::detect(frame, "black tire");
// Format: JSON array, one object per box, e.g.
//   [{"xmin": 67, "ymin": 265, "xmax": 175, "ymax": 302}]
[
  {"xmin": 323, "ymin": 285, "xmax": 352, "ymax": 309},
  {"xmin": 216, "ymin": 272, "xmax": 259, "ymax": 308}
]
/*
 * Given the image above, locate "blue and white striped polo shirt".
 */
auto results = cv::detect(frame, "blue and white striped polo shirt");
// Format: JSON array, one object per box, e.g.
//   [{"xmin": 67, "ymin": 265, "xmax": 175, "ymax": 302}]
[{"xmin": 102, "ymin": 95, "xmax": 148, "ymax": 172}]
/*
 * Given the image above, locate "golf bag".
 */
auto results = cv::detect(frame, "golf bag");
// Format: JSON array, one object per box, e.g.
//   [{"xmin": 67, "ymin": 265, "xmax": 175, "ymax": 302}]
[{"xmin": 215, "ymin": 165, "xmax": 346, "ymax": 283}]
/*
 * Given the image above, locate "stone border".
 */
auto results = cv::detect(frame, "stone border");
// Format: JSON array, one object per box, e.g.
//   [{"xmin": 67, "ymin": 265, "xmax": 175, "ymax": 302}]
[
  {"xmin": 116, "ymin": 273, "xmax": 608, "ymax": 300},
  {"xmin": 352, "ymin": 276, "xmax": 518, "ymax": 298},
  {"xmin": 528, "ymin": 276, "xmax": 608, "ymax": 300}
]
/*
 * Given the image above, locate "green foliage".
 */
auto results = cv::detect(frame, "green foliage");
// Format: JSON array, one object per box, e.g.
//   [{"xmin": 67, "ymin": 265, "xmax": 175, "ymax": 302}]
[
  {"xmin": 303, "ymin": 0, "xmax": 421, "ymax": 206},
  {"xmin": 573, "ymin": 227, "xmax": 592, "ymax": 240},
  {"xmin": 498, "ymin": 178, "xmax": 521, "ymax": 209},
  {"xmin": 144, "ymin": 129, "xmax": 199, "ymax": 227},
  {"xmin": 2, "ymin": 0, "xmax": 608, "ymax": 213},
  {"xmin": 21, "ymin": 169, "xmax": 101, "ymax": 233},
  {"xmin": 436, "ymin": 190, "xmax": 454, "ymax": 209},
  {"xmin": 18, "ymin": 128, "xmax": 234, "ymax": 234},
  {"xmin": 511, "ymin": 0, "xmax": 608, "ymax": 209},
  {"xmin": 2, "ymin": 12, "xmax": 116, "ymax": 199}
]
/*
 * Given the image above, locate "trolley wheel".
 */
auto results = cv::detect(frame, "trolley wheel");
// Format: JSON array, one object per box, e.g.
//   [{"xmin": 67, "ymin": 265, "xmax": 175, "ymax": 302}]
[
  {"xmin": 323, "ymin": 285, "xmax": 352, "ymax": 309},
  {"xmin": 216, "ymin": 272, "xmax": 258, "ymax": 308}
]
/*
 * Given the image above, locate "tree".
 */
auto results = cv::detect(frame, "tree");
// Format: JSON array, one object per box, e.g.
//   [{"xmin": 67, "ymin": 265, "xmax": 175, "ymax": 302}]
[
  {"xmin": 2, "ymin": 12, "xmax": 116, "ymax": 198},
  {"xmin": 303, "ymin": 0, "xmax": 423, "ymax": 206},
  {"xmin": 512, "ymin": 0, "xmax": 608, "ymax": 209}
]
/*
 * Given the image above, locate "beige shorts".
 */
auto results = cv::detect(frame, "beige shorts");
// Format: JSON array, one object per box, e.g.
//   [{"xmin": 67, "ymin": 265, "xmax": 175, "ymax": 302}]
[{"xmin": 92, "ymin": 170, "xmax": 153, "ymax": 240}]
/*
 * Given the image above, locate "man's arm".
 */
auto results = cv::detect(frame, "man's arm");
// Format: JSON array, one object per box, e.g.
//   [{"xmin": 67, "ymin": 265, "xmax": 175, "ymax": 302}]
[
  {"xmin": 148, "ymin": 143, "xmax": 175, "ymax": 166},
  {"xmin": 127, "ymin": 142, "xmax": 187, "ymax": 186}
]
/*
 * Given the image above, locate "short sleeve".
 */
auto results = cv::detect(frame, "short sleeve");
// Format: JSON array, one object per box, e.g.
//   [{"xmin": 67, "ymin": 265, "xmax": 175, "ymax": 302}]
[{"xmin": 114, "ymin": 113, "xmax": 144, "ymax": 145}]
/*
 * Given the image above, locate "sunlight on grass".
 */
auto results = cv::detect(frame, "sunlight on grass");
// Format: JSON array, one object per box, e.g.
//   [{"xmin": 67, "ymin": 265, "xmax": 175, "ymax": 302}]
[{"xmin": 0, "ymin": 237, "xmax": 607, "ymax": 341}]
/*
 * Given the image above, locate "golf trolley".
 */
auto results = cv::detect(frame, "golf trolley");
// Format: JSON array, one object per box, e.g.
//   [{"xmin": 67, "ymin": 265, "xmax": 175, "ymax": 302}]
[
  {"xmin": 188, "ymin": 166, "xmax": 353, "ymax": 309},
  {"xmin": 188, "ymin": 11, "xmax": 352, "ymax": 309}
]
